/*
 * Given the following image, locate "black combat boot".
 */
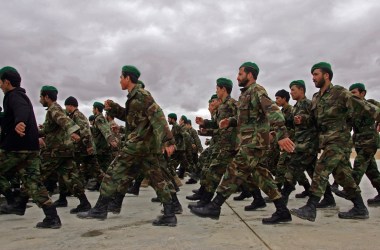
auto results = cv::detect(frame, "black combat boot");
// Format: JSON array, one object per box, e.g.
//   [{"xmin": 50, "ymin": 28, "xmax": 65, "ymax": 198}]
[
  {"xmin": 192, "ymin": 188, "xmax": 200, "ymax": 194},
  {"xmin": 190, "ymin": 193, "xmax": 226, "ymax": 220},
  {"xmin": 186, "ymin": 185, "xmax": 205, "ymax": 200},
  {"xmin": 244, "ymin": 188, "xmax": 266, "ymax": 211},
  {"xmin": 171, "ymin": 193, "xmax": 183, "ymax": 214},
  {"xmin": 77, "ymin": 195, "xmax": 110, "ymax": 220},
  {"xmin": 153, "ymin": 202, "xmax": 177, "ymax": 227},
  {"xmin": 36, "ymin": 205, "xmax": 62, "ymax": 229},
  {"xmin": 0, "ymin": 191, "xmax": 27, "ymax": 216},
  {"xmin": 367, "ymin": 190, "xmax": 380, "ymax": 207},
  {"xmin": 295, "ymin": 182, "xmax": 311, "ymax": 198},
  {"xmin": 233, "ymin": 186, "xmax": 252, "ymax": 201},
  {"xmin": 281, "ymin": 182, "xmax": 296, "ymax": 206},
  {"xmin": 107, "ymin": 192, "xmax": 125, "ymax": 214},
  {"xmin": 177, "ymin": 167, "xmax": 185, "ymax": 179},
  {"xmin": 53, "ymin": 192, "xmax": 68, "ymax": 207},
  {"xmin": 126, "ymin": 180, "xmax": 141, "ymax": 196},
  {"xmin": 70, "ymin": 194, "xmax": 92, "ymax": 214},
  {"xmin": 188, "ymin": 191, "xmax": 214, "ymax": 209},
  {"xmin": 338, "ymin": 194, "xmax": 369, "ymax": 219},
  {"xmin": 151, "ymin": 197, "xmax": 161, "ymax": 202},
  {"xmin": 316, "ymin": 185, "xmax": 336, "ymax": 208},
  {"xmin": 262, "ymin": 197, "xmax": 292, "ymax": 224},
  {"xmin": 290, "ymin": 195, "xmax": 320, "ymax": 222}
]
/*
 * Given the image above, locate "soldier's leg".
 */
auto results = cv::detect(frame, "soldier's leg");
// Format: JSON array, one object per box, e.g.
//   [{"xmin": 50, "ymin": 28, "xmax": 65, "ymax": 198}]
[
  {"xmin": 274, "ymin": 152, "xmax": 290, "ymax": 190},
  {"xmin": 366, "ymin": 157, "xmax": 380, "ymax": 205},
  {"xmin": 352, "ymin": 147, "xmax": 376, "ymax": 185}
]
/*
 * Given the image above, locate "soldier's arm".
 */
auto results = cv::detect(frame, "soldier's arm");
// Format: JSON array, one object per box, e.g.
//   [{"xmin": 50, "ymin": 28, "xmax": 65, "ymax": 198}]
[
  {"xmin": 348, "ymin": 92, "xmax": 380, "ymax": 123},
  {"xmin": 95, "ymin": 117, "xmax": 118, "ymax": 146},
  {"xmin": 74, "ymin": 113, "xmax": 93, "ymax": 149},
  {"xmin": 10, "ymin": 94, "xmax": 30, "ymax": 129},
  {"xmin": 50, "ymin": 106, "xmax": 80, "ymax": 135},
  {"xmin": 106, "ymin": 100, "xmax": 127, "ymax": 122},
  {"xmin": 193, "ymin": 130, "xmax": 203, "ymax": 152}
]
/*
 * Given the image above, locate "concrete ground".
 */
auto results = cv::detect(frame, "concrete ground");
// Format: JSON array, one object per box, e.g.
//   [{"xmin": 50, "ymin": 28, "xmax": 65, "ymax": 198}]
[{"xmin": 1, "ymin": 168, "xmax": 380, "ymax": 250}]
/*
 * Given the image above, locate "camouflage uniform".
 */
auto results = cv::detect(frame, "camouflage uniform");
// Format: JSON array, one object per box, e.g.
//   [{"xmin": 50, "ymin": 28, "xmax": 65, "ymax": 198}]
[
  {"xmin": 39, "ymin": 102, "xmax": 87, "ymax": 199},
  {"xmin": 92, "ymin": 113, "xmax": 115, "ymax": 172},
  {"xmin": 201, "ymin": 95, "xmax": 238, "ymax": 193},
  {"xmin": 309, "ymin": 84, "xmax": 380, "ymax": 198},
  {"xmin": 168, "ymin": 122, "xmax": 190, "ymax": 178},
  {"xmin": 351, "ymin": 99, "xmax": 380, "ymax": 190},
  {"xmin": 216, "ymin": 83, "xmax": 288, "ymax": 200},
  {"xmin": 284, "ymin": 98, "xmax": 318, "ymax": 189},
  {"xmin": 186, "ymin": 126, "xmax": 203, "ymax": 178},
  {"xmin": 101, "ymin": 85, "xmax": 175, "ymax": 203}
]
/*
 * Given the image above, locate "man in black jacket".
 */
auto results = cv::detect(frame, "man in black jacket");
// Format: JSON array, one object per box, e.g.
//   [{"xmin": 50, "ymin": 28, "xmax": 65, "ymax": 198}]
[{"xmin": 0, "ymin": 66, "xmax": 61, "ymax": 229}]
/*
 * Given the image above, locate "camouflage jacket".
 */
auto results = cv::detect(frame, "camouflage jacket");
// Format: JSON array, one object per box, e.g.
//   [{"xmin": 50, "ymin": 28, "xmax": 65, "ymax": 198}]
[
  {"xmin": 281, "ymin": 103, "xmax": 295, "ymax": 140},
  {"xmin": 311, "ymin": 83, "xmax": 380, "ymax": 149},
  {"xmin": 171, "ymin": 122, "xmax": 186, "ymax": 151},
  {"xmin": 68, "ymin": 109, "xmax": 96, "ymax": 155},
  {"xmin": 203, "ymin": 95, "xmax": 238, "ymax": 151},
  {"xmin": 228, "ymin": 83, "xmax": 288, "ymax": 150},
  {"xmin": 352, "ymin": 98, "xmax": 380, "ymax": 148},
  {"xmin": 181, "ymin": 123, "xmax": 193, "ymax": 157},
  {"xmin": 292, "ymin": 97, "xmax": 318, "ymax": 153},
  {"xmin": 106, "ymin": 84, "xmax": 175, "ymax": 155},
  {"xmin": 39, "ymin": 102, "xmax": 80, "ymax": 153},
  {"xmin": 92, "ymin": 113, "xmax": 114, "ymax": 154},
  {"xmin": 188, "ymin": 127, "xmax": 203, "ymax": 153}
]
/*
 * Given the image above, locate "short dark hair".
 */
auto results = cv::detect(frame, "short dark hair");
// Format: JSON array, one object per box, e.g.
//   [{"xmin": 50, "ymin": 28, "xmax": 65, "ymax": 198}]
[
  {"xmin": 1, "ymin": 71, "xmax": 21, "ymax": 88},
  {"xmin": 243, "ymin": 67, "xmax": 258, "ymax": 80},
  {"xmin": 41, "ymin": 90, "xmax": 58, "ymax": 101},
  {"xmin": 320, "ymin": 68, "xmax": 333, "ymax": 81},
  {"xmin": 293, "ymin": 84, "xmax": 306, "ymax": 93},
  {"xmin": 122, "ymin": 72, "xmax": 138, "ymax": 83},
  {"xmin": 275, "ymin": 89, "xmax": 290, "ymax": 102}
]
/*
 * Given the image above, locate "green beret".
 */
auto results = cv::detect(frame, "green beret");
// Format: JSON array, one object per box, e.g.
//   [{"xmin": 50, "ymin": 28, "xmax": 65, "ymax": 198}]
[
  {"xmin": 240, "ymin": 62, "xmax": 259, "ymax": 75},
  {"xmin": 181, "ymin": 115, "xmax": 188, "ymax": 122},
  {"xmin": 168, "ymin": 113, "xmax": 177, "ymax": 120},
  {"xmin": 0, "ymin": 66, "xmax": 17, "ymax": 78},
  {"xmin": 122, "ymin": 65, "xmax": 141, "ymax": 79},
  {"xmin": 41, "ymin": 85, "xmax": 58, "ymax": 93},
  {"xmin": 216, "ymin": 77, "xmax": 233, "ymax": 90},
  {"xmin": 137, "ymin": 80, "xmax": 145, "ymax": 88},
  {"xmin": 349, "ymin": 83, "xmax": 366, "ymax": 91},
  {"xmin": 93, "ymin": 101, "xmax": 105, "ymax": 109},
  {"xmin": 209, "ymin": 94, "xmax": 218, "ymax": 103},
  {"xmin": 289, "ymin": 80, "xmax": 306, "ymax": 91},
  {"xmin": 311, "ymin": 62, "xmax": 333, "ymax": 76}
]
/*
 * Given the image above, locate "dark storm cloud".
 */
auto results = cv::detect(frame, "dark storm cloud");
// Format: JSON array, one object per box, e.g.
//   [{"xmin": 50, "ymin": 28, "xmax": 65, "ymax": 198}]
[{"xmin": 1, "ymin": 0, "xmax": 379, "ymax": 123}]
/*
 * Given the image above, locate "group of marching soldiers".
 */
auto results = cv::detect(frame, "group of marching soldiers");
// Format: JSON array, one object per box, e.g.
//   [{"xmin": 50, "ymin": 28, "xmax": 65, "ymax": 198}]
[{"xmin": 0, "ymin": 61, "xmax": 379, "ymax": 229}]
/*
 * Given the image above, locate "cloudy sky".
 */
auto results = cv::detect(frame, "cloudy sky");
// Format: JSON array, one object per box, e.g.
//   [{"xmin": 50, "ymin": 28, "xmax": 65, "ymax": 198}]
[{"xmin": 1, "ymin": 0, "xmax": 380, "ymax": 125}]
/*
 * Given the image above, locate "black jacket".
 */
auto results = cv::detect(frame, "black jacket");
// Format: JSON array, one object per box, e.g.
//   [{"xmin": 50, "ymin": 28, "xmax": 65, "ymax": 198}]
[{"xmin": 0, "ymin": 87, "xmax": 39, "ymax": 151}]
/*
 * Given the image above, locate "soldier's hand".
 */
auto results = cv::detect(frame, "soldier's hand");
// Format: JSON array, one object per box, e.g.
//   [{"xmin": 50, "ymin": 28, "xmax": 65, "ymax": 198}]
[
  {"xmin": 195, "ymin": 117, "xmax": 204, "ymax": 125},
  {"xmin": 192, "ymin": 144, "xmax": 196, "ymax": 149},
  {"xmin": 39, "ymin": 138, "xmax": 46, "ymax": 148},
  {"xmin": 104, "ymin": 100, "xmax": 114, "ymax": 111},
  {"xmin": 278, "ymin": 138, "xmax": 295, "ymax": 153},
  {"xmin": 71, "ymin": 133, "xmax": 80, "ymax": 142},
  {"xmin": 15, "ymin": 122, "xmax": 26, "ymax": 137},
  {"xmin": 87, "ymin": 147, "xmax": 94, "ymax": 155},
  {"xmin": 294, "ymin": 115, "xmax": 302, "ymax": 125},
  {"xmin": 110, "ymin": 139, "xmax": 119, "ymax": 148},
  {"xmin": 219, "ymin": 118, "xmax": 229, "ymax": 129},
  {"xmin": 165, "ymin": 145, "xmax": 175, "ymax": 157}
]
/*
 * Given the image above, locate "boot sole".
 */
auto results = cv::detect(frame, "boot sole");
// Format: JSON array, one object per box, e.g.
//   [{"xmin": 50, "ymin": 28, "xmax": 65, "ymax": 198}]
[
  {"xmin": 77, "ymin": 216, "xmax": 107, "ymax": 220},
  {"xmin": 244, "ymin": 204, "xmax": 267, "ymax": 211},
  {"xmin": 367, "ymin": 203, "xmax": 380, "ymax": 207},
  {"xmin": 262, "ymin": 217, "xmax": 292, "ymax": 224},
  {"xmin": 152, "ymin": 222, "xmax": 177, "ymax": 227},
  {"xmin": 316, "ymin": 204, "xmax": 336, "ymax": 209},
  {"xmin": 338, "ymin": 214, "xmax": 369, "ymax": 219},
  {"xmin": 189, "ymin": 209, "xmax": 220, "ymax": 220},
  {"xmin": 289, "ymin": 209, "xmax": 316, "ymax": 222}
]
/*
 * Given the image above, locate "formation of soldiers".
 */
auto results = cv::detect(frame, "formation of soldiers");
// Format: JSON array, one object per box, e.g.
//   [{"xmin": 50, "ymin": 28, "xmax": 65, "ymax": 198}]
[{"xmin": 0, "ymin": 61, "xmax": 379, "ymax": 230}]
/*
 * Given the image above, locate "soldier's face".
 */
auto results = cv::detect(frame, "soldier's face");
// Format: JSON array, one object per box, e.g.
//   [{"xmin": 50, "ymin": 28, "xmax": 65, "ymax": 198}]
[
  {"xmin": 275, "ymin": 96, "xmax": 286, "ymax": 107},
  {"xmin": 39, "ymin": 95, "xmax": 48, "ymax": 107},
  {"xmin": 168, "ymin": 118, "xmax": 174, "ymax": 125},
  {"xmin": 290, "ymin": 85, "xmax": 302, "ymax": 101},
  {"xmin": 351, "ymin": 88, "xmax": 366, "ymax": 99},
  {"xmin": 312, "ymin": 69, "xmax": 326, "ymax": 88},
  {"xmin": 216, "ymin": 86, "xmax": 224, "ymax": 99},
  {"xmin": 120, "ymin": 75, "xmax": 128, "ymax": 90},
  {"xmin": 0, "ymin": 79, "xmax": 11, "ymax": 93},
  {"xmin": 237, "ymin": 68, "xmax": 249, "ymax": 87}
]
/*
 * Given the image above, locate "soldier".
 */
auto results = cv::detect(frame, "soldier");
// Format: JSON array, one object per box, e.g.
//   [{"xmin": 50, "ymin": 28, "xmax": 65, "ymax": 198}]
[
  {"xmin": 290, "ymin": 62, "xmax": 380, "ymax": 221},
  {"xmin": 190, "ymin": 62, "xmax": 295, "ymax": 224},
  {"xmin": 333, "ymin": 83, "xmax": 380, "ymax": 206},
  {"xmin": 0, "ymin": 66, "xmax": 61, "ymax": 228},
  {"xmin": 189, "ymin": 78, "xmax": 238, "ymax": 209},
  {"xmin": 39, "ymin": 85, "xmax": 92, "ymax": 214},
  {"xmin": 88, "ymin": 102, "xmax": 118, "ymax": 190},
  {"xmin": 77, "ymin": 65, "xmax": 178, "ymax": 226},
  {"xmin": 179, "ymin": 115, "xmax": 193, "ymax": 178},
  {"xmin": 184, "ymin": 119, "xmax": 203, "ymax": 184},
  {"xmin": 280, "ymin": 80, "xmax": 319, "ymax": 204},
  {"xmin": 52, "ymin": 96, "xmax": 104, "ymax": 207}
]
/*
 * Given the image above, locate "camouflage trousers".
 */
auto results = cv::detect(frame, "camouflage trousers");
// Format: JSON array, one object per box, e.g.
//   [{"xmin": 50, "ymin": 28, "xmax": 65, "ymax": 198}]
[
  {"xmin": 100, "ymin": 152, "xmax": 173, "ymax": 203},
  {"xmin": 168, "ymin": 151, "xmax": 189, "ymax": 175},
  {"xmin": 353, "ymin": 147, "xmax": 380, "ymax": 189},
  {"xmin": 97, "ymin": 153, "xmax": 113, "ymax": 173},
  {"xmin": 285, "ymin": 152, "xmax": 316, "ymax": 188},
  {"xmin": 310, "ymin": 145, "xmax": 360, "ymax": 198},
  {"xmin": 41, "ymin": 153, "xmax": 85, "ymax": 198},
  {"xmin": 0, "ymin": 150, "xmax": 52, "ymax": 207},
  {"xmin": 201, "ymin": 149, "xmax": 236, "ymax": 193},
  {"xmin": 274, "ymin": 152, "xmax": 291, "ymax": 187},
  {"xmin": 216, "ymin": 146, "xmax": 281, "ymax": 200}
]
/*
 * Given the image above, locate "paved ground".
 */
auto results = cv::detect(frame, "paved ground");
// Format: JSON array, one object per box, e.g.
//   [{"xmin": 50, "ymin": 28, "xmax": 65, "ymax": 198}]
[{"xmin": 1, "ymin": 166, "xmax": 380, "ymax": 250}]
